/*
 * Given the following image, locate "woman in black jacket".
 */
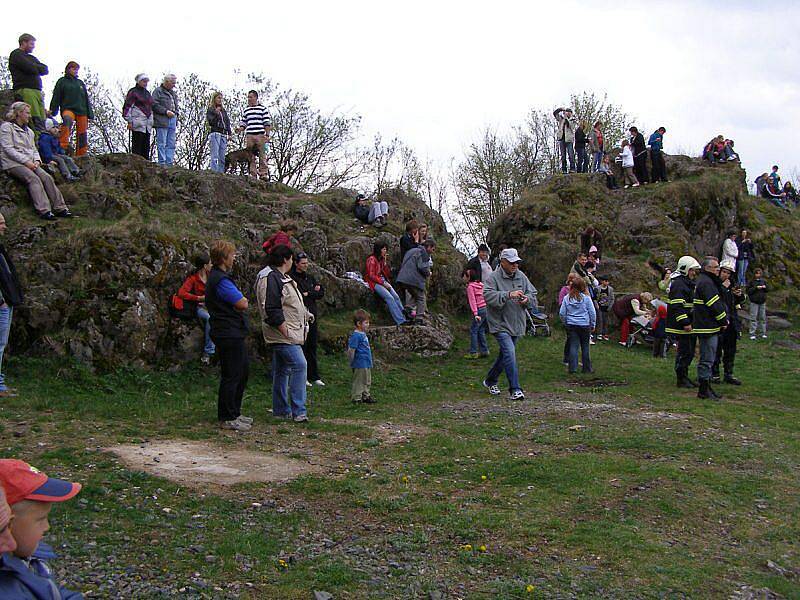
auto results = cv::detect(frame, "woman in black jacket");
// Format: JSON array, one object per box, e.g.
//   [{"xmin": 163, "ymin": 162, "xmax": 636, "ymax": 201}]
[
  {"xmin": 207, "ymin": 92, "xmax": 232, "ymax": 173},
  {"xmin": 0, "ymin": 214, "xmax": 23, "ymax": 398},
  {"xmin": 575, "ymin": 122, "xmax": 589, "ymax": 173},
  {"xmin": 628, "ymin": 127, "xmax": 649, "ymax": 185}
]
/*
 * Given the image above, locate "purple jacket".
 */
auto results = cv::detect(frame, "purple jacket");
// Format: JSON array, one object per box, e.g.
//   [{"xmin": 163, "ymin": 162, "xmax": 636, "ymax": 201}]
[{"xmin": 0, "ymin": 543, "xmax": 83, "ymax": 599}]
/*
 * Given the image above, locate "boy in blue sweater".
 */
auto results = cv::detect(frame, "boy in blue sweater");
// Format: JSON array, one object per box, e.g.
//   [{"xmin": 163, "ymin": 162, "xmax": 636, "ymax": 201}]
[
  {"xmin": 348, "ymin": 309, "xmax": 376, "ymax": 404},
  {"xmin": 38, "ymin": 119, "xmax": 82, "ymax": 181}
]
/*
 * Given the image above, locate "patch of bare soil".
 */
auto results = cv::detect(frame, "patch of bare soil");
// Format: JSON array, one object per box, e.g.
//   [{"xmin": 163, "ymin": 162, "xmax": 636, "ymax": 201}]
[{"xmin": 107, "ymin": 440, "xmax": 323, "ymax": 485}]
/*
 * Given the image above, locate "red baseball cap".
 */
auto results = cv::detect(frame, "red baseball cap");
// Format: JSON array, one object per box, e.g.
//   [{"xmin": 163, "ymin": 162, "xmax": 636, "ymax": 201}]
[{"xmin": 0, "ymin": 460, "xmax": 81, "ymax": 505}]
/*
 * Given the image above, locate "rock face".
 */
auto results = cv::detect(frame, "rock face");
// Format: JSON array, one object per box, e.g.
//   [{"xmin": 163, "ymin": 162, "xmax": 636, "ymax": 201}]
[
  {"xmin": 368, "ymin": 314, "xmax": 455, "ymax": 358},
  {"xmin": 0, "ymin": 153, "xmax": 464, "ymax": 369},
  {"xmin": 488, "ymin": 156, "xmax": 800, "ymax": 312}
]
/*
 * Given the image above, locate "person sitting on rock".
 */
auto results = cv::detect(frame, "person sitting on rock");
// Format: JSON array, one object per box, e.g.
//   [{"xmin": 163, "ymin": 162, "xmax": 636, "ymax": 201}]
[
  {"xmin": 598, "ymin": 153, "xmax": 618, "ymax": 189},
  {"xmin": 365, "ymin": 242, "xmax": 406, "ymax": 326},
  {"xmin": 0, "ymin": 102, "xmax": 73, "ymax": 220},
  {"xmin": 38, "ymin": 118, "xmax": 81, "ymax": 181},
  {"xmin": 783, "ymin": 182, "xmax": 799, "ymax": 208},
  {"xmin": 397, "ymin": 239, "xmax": 435, "ymax": 322},
  {"xmin": 612, "ymin": 291, "xmax": 653, "ymax": 346},
  {"xmin": 760, "ymin": 178, "xmax": 790, "ymax": 211},
  {"xmin": 353, "ymin": 193, "xmax": 389, "ymax": 227},
  {"xmin": 262, "ymin": 220, "xmax": 297, "ymax": 254},
  {"xmin": 172, "ymin": 253, "xmax": 216, "ymax": 365}
]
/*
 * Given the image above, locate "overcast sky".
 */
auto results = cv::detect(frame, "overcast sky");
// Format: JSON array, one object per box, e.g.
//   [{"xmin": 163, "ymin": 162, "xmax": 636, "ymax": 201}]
[{"xmin": 4, "ymin": 0, "xmax": 799, "ymax": 186}]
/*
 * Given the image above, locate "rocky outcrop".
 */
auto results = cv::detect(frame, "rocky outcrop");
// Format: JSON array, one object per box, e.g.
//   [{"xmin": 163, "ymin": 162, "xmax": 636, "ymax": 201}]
[
  {"xmin": 369, "ymin": 314, "xmax": 455, "ymax": 358},
  {"xmin": 0, "ymin": 153, "xmax": 464, "ymax": 369},
  {"xmin": 488, "ymin": 156, "xmax": 800, "ymax": 312}
]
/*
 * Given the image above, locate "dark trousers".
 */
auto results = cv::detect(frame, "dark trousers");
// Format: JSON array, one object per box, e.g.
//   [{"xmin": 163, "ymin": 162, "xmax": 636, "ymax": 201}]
[
  {"xmin": 674, "ymin": 334, "xmax": 696, "ymax": 377},
  {"xmin": 303, "ymin": 320, "xmax": 320, "ymax": 381},
  {"xmin": 633, "ymin": 152, "xmax": 649, "ymax": 184},
  {"xmin": 566, "ymin": 325, "xmax": 592, "ymax": 373},
  {"xmin": 604, "ymin": 174, "xmax": 618, "ymax": 189},
  {"xmin": 131, "ymin": 131, "xmax": 151, "ymax": 159},
  {"xmin": 650, "ymin": 149, "xmax": 667, "ymax": 182},
  {"xmin": 215, "ymin": 337, "xmax": 249, "ymax": 422},
  {"xmin": 712, "ymin": 328, "xmax": 737, "ymax": 378},
  {"xmin": 576, "ymin": 145, "xmax": 589, "ymax": 172}
]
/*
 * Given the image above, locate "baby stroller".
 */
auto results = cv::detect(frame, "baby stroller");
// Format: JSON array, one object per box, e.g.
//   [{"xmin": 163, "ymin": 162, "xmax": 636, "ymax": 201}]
[
  {"xmin": 526, "ymin": 306, "xmax": 551, "ymax": 337},
  {"xmin": 626, "ymin": 312, "xmax": 668, "ymax": 357}
]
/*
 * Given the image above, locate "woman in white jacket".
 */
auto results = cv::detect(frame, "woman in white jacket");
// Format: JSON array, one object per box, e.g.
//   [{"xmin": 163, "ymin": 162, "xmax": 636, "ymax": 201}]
[
  {"xmin": 620, "ymin": 140, "xmax": 639, "ymax": 188},
  {"xmin": 721, "ymin": 231, "xmax": 738, "ymax": 266}
]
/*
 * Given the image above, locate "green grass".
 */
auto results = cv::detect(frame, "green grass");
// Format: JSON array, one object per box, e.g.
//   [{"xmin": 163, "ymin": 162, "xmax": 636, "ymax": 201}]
[{"xmin": 1, "ymin": 324, "xmax": 799, "ymax": 599}]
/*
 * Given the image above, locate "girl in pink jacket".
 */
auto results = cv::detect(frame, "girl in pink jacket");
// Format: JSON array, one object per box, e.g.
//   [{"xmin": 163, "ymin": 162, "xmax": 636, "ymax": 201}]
[{"xmin": 465, "ymin": 268, "xmax": 489, "ymax": 358}]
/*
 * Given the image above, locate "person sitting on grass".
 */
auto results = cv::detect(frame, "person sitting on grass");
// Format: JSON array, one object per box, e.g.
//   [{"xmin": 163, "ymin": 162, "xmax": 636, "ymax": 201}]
[
  {"xmin": 38, "ymin": 118, "xmax": 82, "ymax": 182},
  {"xmin": 0, "ymin": 459, "xmax": 82, "ymax": 599},
  {"xmin": 559, "ymin": 276, "xmax": 596, "ymax": 374},
  {"xmin": 262, "ymin": 220, "xmax": 297, "ymax": 254},
  {"xmin": 464, "ymin": 268, "xmax": 489, "ymax": 359},
  {"xmin": 171, "ymin": 253, "xmax": 215, "ymax": 365},
  {"xmin": 348, "ymin": 309, "xmax": 375, "ymax": 404}
]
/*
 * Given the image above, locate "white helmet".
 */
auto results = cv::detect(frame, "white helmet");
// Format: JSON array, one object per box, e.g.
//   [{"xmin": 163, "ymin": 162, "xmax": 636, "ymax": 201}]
[
  {"xmin": 676, "ymin": 255, "xmax": 701, "ymax": 276},
  {"xmin": 720, "ymin": 259, "xmax": 736, "ymax": 272}
]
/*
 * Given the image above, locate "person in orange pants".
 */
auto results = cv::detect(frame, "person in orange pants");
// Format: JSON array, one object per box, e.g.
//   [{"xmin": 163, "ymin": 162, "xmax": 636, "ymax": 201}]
[{"xmin": 49, "ymin": 61, "xmax": 93, "ymax": 156}]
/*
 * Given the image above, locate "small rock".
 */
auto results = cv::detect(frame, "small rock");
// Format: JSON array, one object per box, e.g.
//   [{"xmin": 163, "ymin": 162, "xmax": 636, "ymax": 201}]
[{"xmin": 314, "ymin": 592, "xmax": 334, "ymax": 600}]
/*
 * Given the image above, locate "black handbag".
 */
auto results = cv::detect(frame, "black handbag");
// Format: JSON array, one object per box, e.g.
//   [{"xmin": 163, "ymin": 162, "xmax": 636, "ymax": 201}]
[{"xmin": 169, "ymin": 295, "xmax": 198, "ymax": 320}]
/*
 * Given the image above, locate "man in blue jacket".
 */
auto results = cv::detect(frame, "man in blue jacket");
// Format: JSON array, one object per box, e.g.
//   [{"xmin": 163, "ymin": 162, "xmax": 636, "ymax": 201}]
[{"xmin": 648, "ymin": 127, "xmax": 668, "ymax": 183}]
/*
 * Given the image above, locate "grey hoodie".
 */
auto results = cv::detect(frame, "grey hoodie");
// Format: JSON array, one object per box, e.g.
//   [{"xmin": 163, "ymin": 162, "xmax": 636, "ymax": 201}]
[
  {"xmin": 396, "ymin": 247, "xmax": 432, "ymax": 290},
  {"xmin": 484, "ymin": 266, "xmax": 538, "ymax": 336}
]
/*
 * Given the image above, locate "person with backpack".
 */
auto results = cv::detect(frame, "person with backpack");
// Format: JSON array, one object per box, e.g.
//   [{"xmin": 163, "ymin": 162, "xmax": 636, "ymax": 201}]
[
  {"xmin": 648, "ymin": 127, "xmax": 668, "ymax": 183},
  {"xmin": 628, "ymin": 127, "xmax": 649, "ymax": 185},
  {"xmin": 553, "ymin": 107, "xmax": 577, "ymax": 173},
  {"xmin": 171, "ymin": 253, "xmax": 215, "ymax": 365}
]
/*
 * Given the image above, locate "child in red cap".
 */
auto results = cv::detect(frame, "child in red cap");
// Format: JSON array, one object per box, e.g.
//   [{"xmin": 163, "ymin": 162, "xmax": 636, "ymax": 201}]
[{"xmin": 0, "ymin": 459, "xmax": 83, "ymax": 599}]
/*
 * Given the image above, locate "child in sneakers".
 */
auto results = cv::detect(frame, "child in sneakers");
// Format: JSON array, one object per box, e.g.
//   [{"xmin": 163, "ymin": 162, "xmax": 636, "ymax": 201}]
[
  {"xmin": 465, "ymin": 268, "xmax": 489, "ymax": 358},
  {"xmin": 620, "ymin": 140, "xmax": 639, "ymax": 188},
  {"xmin": 348, "ymin": 309, "xmax": 375, "ymax": 403},
  {"xmin": 746, "ymin": 268, "xmax": 768, "ymax": 339},
  {"xmin": 0, "ymin": 459, "xmax": 82, "ymax": 599},
  {"xmin": 38, "ymin": 119, "xmax": 82, "ymax": 181},
  {"xmin": 596, "ymin": 275, "xmax": 615, "ymax": 340}
]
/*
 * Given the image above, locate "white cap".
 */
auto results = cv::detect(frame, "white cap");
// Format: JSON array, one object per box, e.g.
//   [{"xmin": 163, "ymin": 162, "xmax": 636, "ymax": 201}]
[
  {"xmin": 44, "ymin": 118, "xmax": 59, "ymax": 130},
  {"xmin": 135, "ymin": 73, "xmax": 150, "ymax": 83},
  {"xmin": 499, "ymin": 248, "xmax": 523, "ymax": 263}
]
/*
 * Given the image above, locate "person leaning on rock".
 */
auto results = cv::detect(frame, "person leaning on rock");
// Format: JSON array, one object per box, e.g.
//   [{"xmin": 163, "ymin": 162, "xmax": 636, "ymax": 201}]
[
  {"xmin": 8, "ymin": 34, "xmax": 48, "ymax": 134},
  {"xmin": 482, "ymin": 248, "xmax": 537, "ymax": 401},
  {"xmin": 205, "ymin": 240, "xmax": 252, "ymax": 432},
  {"xmin": 0, "ymin": 213, "xmax": 23, "ymax": 398},
  {"xmin": 0, "ymin": 102, "xmax": 73, "ymax": 220}
]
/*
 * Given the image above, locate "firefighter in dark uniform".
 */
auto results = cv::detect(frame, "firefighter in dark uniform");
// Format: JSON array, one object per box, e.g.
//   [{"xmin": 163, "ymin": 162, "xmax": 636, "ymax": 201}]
[
  {"xmin": 666, "ymin": 256, "xmax": 701, "ymax": 388},
  {"xmin": 711, "ymin": 259, "xmax": 744, "ymax": 385},
  {"xmin": 692, "ymin": 256, "xmax": 730, "ymax": 400}
]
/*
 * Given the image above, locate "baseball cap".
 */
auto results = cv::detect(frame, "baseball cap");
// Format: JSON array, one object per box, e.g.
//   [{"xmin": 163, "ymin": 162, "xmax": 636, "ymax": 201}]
[
  {"xmin": 44, "ymin": 118, "xmax": 59, "ymax": 131},
  {"xmin": 499, "ymin": 248, "xmax": 522, "ymax": 263},
  {"xmin": 0, "ymin": 460, "xmax": 81, "ymax": 505}
]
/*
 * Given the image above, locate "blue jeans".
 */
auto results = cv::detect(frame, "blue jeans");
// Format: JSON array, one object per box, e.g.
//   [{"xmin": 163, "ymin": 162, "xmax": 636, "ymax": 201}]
[
  {"xmin": 155, "ymin": 116, "xmax": 177, "ymax": 165},
  {"xmin": 592, "ymin": 151, "xmax": 603, "ymax": 172},
  {"xmin": 197, "ymin": 307, "xmax": 216, "ymax": 355},
  {"xmin": 374, "ymin": 284, "xmax": 406, "ymax": 325},
  {"xmin": 485, "ymin": 332, "xmax": 520, "ymax": 392},
  {"xmin": 559, "ymin": 140, "xmax": 575, "ymax": 172},
  {"xmin": 209, "ymin": 132, "xmax": 227, "ymax": 173},
  {"xmin": 566, "ymin": 325, "xmax": 592, "ymax": 373},
  {"xmin": 736, "ymin": 259, "xmax": 748, "ymax": 286},
  {"xmin": 470, "ymin": 308, "xmax": 489, "ymax": 354},
  {"xmin": 0, "ymin": 306, "xmax": 12, "ymax": 391},
  {"xmin": 697, "ymin": 334, "xmax": 719, "ymax": 381},
  {"xmin": 272, "ymin": 344, "xmax": 308, "ymax": 418}
]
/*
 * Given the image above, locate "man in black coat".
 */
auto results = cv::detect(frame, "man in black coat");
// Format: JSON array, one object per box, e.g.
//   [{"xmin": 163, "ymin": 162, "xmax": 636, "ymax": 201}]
[
  {"xmin": 0, "ymin": 213, "xmax": 23, "ymax": 397},
  {"xmin": 628, "ymin": 127, "xmax": 649, "ymax": 185},
  {"xmin": 290, "ymin": 252, "xmax": 325, "ymax": 386},
  {"xmin": 711, "ymin": 259, "xmax": 744, "ymax": 385},
  {"xmin": 8, "ymin": 33, "xmax": 49, "ymax": 132}
]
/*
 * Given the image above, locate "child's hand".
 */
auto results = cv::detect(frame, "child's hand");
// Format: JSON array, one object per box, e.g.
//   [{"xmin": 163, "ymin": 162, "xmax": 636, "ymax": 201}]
[{"xmin": 474, "ymin": 315, "xmax": 481, "ymax": 322}]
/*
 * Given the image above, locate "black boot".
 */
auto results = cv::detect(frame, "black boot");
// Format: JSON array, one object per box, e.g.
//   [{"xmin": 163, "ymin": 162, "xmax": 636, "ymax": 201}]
[
  {"xmin": 707, "ymin": 383, "xmax": 723, "ymax": 400},
  {"xmin": 711, "ymin": 375, "xmax": 721, "ymax": 384},
  {"xmin": 724, "ymin": 373, "xmax": 742, "ymax": 385},
  {"xmin": 677, "ymin": 373, "xmax": 695, "ymax": 389},
  {"xmin": 697, "ymin": 379, "xmax": 710, "ymax": 399}
]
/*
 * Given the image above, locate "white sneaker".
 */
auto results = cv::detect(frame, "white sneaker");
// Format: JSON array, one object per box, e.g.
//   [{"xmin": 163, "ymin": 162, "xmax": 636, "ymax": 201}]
[
  {"xmin": 306, "ymin": 381, "xmax": 313, "ymax": 388},
  {"xmin": 237, "ymin": 415, "xmax": 253, "ymax": 425},
  {"xmin": 750, "ymin": 335, "xmax": 756, "ymax": 340},
  {"xmin": 483, "ymin": 380, "xmax": 501, "ymax": 396},
  {"xmin": 312, "ymin": 380, "xmax": 326, "ymax": 387},
  {"xmin": 632, "ymin": 183, "xmax": 640, "ymax": 187},
  {"xmin": 221, "ymin": 419, "xmax": 251, "ymax": 432},
  {"xmin": 761, "ymin": 334, "xmax": 768, "ymax": 339},
  {"xmin": 589, "ymin": 339, "xmax": 596, "ymax": 345},
  {"xmin": 293, "ymin": 414, "xmax": 309, "ymax": 423},
  {"xmin": 509, "ymin": 390, "xmax": 525, "ymax": 401}
]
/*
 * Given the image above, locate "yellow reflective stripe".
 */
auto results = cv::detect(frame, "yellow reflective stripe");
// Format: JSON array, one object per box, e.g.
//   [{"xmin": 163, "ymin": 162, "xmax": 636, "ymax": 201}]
[
  {"xmin": 706, "ymin": 295, "xmax": 720, "ymax": 306},
  {"xmin": 666, "ymin": 298, "xmax": 684, "ymax": 304},
  {"xmin": 665, "ymin": 328, "xmax": 690, "ymax": 334},
  {"xmin": 676, "ymin": 314, "xmax": 688, "ymax": 321},
  {"xmin": 693, "ymin": 299, "xmax": 704, "ymax": 304},
  {"xmin": 683, "ymin": 303, "xmax": 693, "ymax": 308},
  {"xmin": 692, "ymin": 327, "xmax": 721, "ymax": 333},
  {"xmin": 715, "ymin": 312, "xmax": 727, "ymax": 321}
]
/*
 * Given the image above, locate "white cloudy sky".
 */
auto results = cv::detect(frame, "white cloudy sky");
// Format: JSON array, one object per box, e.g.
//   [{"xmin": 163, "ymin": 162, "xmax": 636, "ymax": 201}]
[{"xmin": 5, "ymin": 0, "xmax": 799, "ymax": 184}]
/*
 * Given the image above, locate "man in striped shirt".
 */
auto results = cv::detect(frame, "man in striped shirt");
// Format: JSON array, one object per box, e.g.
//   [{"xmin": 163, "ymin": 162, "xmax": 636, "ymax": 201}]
[{"xmin": 236, "ymin": 90, "xmax": 271, "ymax": 179}]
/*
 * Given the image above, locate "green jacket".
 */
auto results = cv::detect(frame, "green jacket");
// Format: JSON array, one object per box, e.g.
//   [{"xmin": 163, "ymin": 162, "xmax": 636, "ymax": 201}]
[{"xmin": 50, "ymin": 75, "xmax": 94, "ymax": 119}]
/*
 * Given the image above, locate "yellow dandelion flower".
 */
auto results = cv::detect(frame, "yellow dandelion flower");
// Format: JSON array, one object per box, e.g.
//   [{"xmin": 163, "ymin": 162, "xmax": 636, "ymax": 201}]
[
  {"xmin": 526, "ymin": 584, "xmax": 535, "ymax": 593},
  {"xmin": 479, "ymin": 545, "xmax": 487, "ymax": 552}
]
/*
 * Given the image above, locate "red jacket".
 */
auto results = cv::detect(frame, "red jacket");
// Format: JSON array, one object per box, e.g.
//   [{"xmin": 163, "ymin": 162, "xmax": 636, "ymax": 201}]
[
  {"xmin": 262, "ymin": 231, "xmax": 292, "ymax": 253},
  {"xmin": 365, "ymin": 255, "xmax": 391, "ymax": 291},
  {"xmin": 172, "ymin": 272, "xmax": 206, "ymax": 310}
]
